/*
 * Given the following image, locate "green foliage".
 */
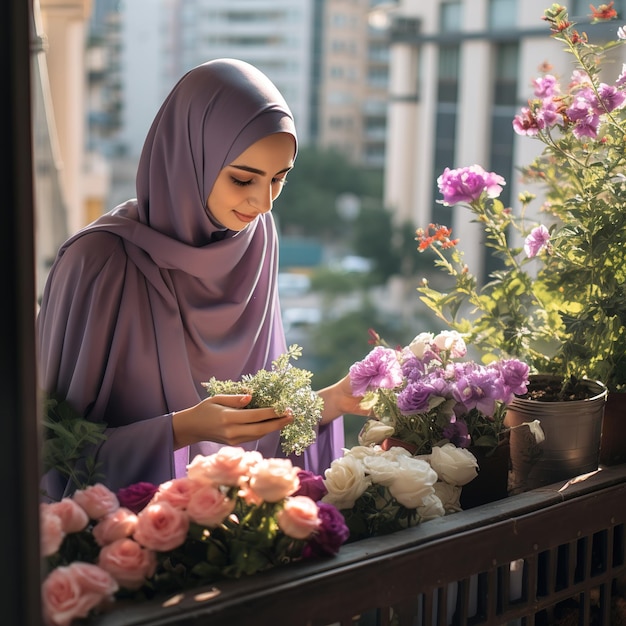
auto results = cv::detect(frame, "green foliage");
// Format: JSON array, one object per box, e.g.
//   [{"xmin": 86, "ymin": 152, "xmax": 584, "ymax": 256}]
[
  {"xmin": 202, "ymin": 345, "xmax": 324, "ymax": 456},
  {"xmin": 417, "ymin": 7, "xmax": 626, "ymax": 391},
  {"xmin": 275, "ymin": 147, "xmax": 383, "ymax": 239},
  {"xmin": 42, "ymin": 394, "xmax": 107, "ymax": 490}
]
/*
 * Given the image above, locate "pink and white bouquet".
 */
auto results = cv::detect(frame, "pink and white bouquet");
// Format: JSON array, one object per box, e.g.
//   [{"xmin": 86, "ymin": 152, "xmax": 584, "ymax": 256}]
[{"xmin": 40, "ymin": 447, "xmax": 348, "ymax": 626}]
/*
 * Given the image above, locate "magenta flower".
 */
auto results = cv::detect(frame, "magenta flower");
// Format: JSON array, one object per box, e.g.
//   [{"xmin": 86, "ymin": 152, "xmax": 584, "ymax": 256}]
[
  {"xmin": 437, "ymin": 165, "xmax": 505, "ymax": 205},
  {"xmin": 533, "ymin": 74, "xmax": 559, "ymax": 98},
  {"xmin": 524, "ymin": 225, "xmax": 551, "ymax": 258},
  {"xmin": 513, "ymin": 106, "xmax": 543, "ymax": 136},
  {"xmin": 302, "ymin": 503, "xmax": 350, "ymax": 558},
  {"xmin": 349, "ymin": 346, "xmax": 404, "ymax": 395},
  {"xmin": 117, "ymin": 482, "xmax": 159, "ymax": 514},
  {"xmin": 597, "ymin": 83, "xmax": 626, "ymax": 113},
  {"xmin": 293, "ymin": 470, "xmax": 328, "ymax": 502},
  {"xmin": 442, "ymin": 418, "xmax": 471, "ymax": 448}
]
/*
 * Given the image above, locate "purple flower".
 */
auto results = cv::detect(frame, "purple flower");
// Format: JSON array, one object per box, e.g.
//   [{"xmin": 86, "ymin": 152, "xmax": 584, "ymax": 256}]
[
  {"xmin": 302, "ymin": 503, "xmax": 350, "ymax": 558},
  {"xmin": 442, "ymin": 418, "xmax": 471, "ymax": 448},
  {"xmin": 537, "ymin": 99, "xmax": 564, "ymax": 128},
  {"xmin": 452, "ymin": 367, "xmax": 503, "ymax": 416},
  {"xmin": 513, "ymin": 106, "xmax": 544, "ymax": 136},
  {"xmin": 437, "ymin": 165, "xmax": 505, "ymax": 205},
  {"xmin": 349, "ymin": 346, "xmax": 404, "ymax": 395},
  {"xmin": 567, "ymin": 93, "xmax": 600, "ymax": 138},
  {"xmin": 597, "ymin": 83, "xmax": 626, "ymax": 112},
  {"xmin": 116, "ymin": 482, "xmax": 159, "ymax": 514},
  {"xmin": 397, "ymin": 376, "xmax": 449, "ymax": 414},
  {"xmin": 492, "ymin": 359, "xmax": 530, "ymax": 403},
  {"xmin": 533, "ymin": 74, "xmax": 559, "ymax": 98},
  {"xmin": 293, "ymin": 470, "xmax": 327, "ymax": 502},
  {"xmin": 524, "ymin": 225, "xmax": 551, "ymax": 258}
]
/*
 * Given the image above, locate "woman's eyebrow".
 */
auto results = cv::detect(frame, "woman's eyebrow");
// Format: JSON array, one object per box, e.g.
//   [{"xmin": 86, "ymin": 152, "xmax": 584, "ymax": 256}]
[{"xmin": 230, "ymin": 164, "xmax": 293, "ymax": 176}]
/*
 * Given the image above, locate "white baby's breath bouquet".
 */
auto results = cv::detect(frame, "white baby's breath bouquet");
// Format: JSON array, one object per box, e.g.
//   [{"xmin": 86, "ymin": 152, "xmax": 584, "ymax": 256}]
[{"xmin": 202, "ymin": 344, "xmax": 324, "ymax": 455}]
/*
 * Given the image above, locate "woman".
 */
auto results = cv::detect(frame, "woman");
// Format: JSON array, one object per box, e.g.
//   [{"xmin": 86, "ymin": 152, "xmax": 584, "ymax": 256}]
[{"xmin": 38, "ymin": 58, "xmax": 367, "ymax": 500}]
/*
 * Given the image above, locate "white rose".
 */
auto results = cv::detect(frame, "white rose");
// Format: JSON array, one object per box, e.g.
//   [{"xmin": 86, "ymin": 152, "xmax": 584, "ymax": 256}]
[
  {"xmin": 408, "ymin": 332, "xmax": 434, "ymax": 358},
  {"xmin": 381, "ymin": 446, "xmax": 412, "ymax": 462},
  {"xmin": 417, "ymin": 493, "xmax": 446, "ymax": 521},
  {"xmin": 362, "ymin": 454, "xmax": 398, "ymax": 486},
  {"xmin": 357, "ymin": 419, "xmax": 395, "ymax": 446},
  {"xmin": 387, "ymin": 455, "xmax": 438, "ymax": 509},
  {"xmin": 429, "ymin": 444, "xmax": 478, "ymax": 486},
  {"xmin": 433, "ymin": 481, "xmax": 462, "ymax": 513},
  {"xmin": 344, "ymin": 445, "xmax": 384, "ymax": 460},
  {"xmin": 322, "ymin": 455, "xmax": 371, "ymax": 510},
  {"xmin": 433, "ymin": 330, "xmax": 467, "ymax": 357}
]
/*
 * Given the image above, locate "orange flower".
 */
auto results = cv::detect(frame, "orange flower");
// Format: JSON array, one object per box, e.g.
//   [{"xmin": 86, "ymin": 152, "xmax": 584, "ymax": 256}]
[{"xmin": 590, "ymin": 2, "xmax": 617, "ymax": 20}]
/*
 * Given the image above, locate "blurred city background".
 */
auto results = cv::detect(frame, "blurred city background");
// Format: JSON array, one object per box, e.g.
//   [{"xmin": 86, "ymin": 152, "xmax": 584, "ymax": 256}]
[{"xmin": 31, "ymin": 0, "xmax": 626, "ymax": 444}]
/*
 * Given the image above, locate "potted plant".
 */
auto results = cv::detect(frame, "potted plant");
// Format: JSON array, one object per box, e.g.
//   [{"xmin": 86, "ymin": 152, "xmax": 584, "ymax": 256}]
[
  {"xmin": 415, "ymin": 4, "xmax": 626, "ymax": 482},
  {"xmin": 347, "ymin": 329, "xmax": 540, "ymax": 507}
]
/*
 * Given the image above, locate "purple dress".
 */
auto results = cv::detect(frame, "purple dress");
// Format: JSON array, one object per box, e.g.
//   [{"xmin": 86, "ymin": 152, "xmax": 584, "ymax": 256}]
[{"xmin": 37, "ymin": 59, "xmax": 343, "ymax": 500}]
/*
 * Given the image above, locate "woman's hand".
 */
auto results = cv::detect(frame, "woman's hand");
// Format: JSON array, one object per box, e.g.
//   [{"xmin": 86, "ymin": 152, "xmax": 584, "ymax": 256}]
[
  {"xmin": 171, "ymin": 394, "xmax": 293, "ymax": 449},
  {"xmin": 317, "ymin": 374, "xmax": 369, "ymax": 425}
]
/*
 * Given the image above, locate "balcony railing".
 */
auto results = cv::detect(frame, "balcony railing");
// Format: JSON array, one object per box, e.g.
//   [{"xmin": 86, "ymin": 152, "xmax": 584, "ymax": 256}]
[{"xmin": 92, "ymin": 463, "xmax": 626, "ymax": 626}]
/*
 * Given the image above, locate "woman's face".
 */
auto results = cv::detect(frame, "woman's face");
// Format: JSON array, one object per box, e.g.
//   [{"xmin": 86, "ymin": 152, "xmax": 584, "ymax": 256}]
[{"xmin": 207, "ymin": 132, "xmax": 295, "ymax": 231}]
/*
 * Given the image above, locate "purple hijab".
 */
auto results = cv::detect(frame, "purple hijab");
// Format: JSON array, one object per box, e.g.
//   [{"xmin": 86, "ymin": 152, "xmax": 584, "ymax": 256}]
[{"xmin": 37, "ymin": 59, "xmax": 343, "ymax": 499}]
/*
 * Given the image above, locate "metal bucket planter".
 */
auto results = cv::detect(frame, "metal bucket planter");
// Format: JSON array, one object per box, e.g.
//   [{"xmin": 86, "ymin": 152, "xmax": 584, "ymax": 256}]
[{"xmin": 504, "ymin": 375, "xmax": 607, "ymax": 495}]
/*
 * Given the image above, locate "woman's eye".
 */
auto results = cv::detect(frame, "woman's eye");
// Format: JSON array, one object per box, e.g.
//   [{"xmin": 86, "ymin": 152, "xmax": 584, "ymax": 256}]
[
  {"xmin": 273, "ymin": 177, "xmax": 288, "ymax": 186},
  {"xmin": 231, "ymin": 177, "xmax": 253, "ymax": 187}
]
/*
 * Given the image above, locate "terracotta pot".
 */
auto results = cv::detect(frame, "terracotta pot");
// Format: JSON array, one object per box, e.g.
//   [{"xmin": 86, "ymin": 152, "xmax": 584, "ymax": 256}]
[
  {"xmin": 380, "ymin": 437, "xmax": 418, "ymax": 454},
  {"xmin": 504, "ymin": 375, "xmax": 607, "ymax": 495},
  {"xmin": 459, "ymin": 439, "xmax": 510, "ymax": 510}
]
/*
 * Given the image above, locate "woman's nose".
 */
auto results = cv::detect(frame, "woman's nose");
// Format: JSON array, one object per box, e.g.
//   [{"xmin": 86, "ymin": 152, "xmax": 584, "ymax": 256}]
[{"xmin": 252, "ymin": 185, "xmax": 274, "ymax": 213}]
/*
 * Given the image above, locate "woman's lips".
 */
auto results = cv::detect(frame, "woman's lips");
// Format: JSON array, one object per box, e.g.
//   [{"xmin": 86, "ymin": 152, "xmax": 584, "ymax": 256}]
[{"xmin": 233, "ymin": 210, "xmax": 257, "ymax": 223}]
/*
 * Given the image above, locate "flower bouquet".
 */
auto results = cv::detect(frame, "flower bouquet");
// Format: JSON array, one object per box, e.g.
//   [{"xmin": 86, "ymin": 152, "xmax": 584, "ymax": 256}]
[
  {"xmin": 340, "ymin": 329, "xmax": 543, "ymax": 513},
  {"xmin": 350, "ymin": 329, "xmax": 536, "ymax": 455},
  {"xmin": 322, "ymin": 441, "xmax": 479, "ymax": 541},
  {"xmin": 40, "ymin": 447, "xmax": 348, "ymax": 626}
]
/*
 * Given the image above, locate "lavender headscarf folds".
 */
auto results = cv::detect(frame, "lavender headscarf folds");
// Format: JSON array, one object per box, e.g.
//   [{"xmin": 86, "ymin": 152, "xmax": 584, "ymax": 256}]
[{"xmin": 37, "ymin": 59, "xmax": 344, "ymax": 499}]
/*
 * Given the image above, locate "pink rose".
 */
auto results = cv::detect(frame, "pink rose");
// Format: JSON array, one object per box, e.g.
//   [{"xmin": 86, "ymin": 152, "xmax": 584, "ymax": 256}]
[
  {"xmin": 248, "ymin": 458, "xmax": 300, "ymax": 502},
  {"xmin": 47, "ymin": 498, "xmax": 89, "ymax": 534},
  {"xmin": 72, "ymin": 483, "xmax": 120, "ymax": 520},
  {"xmin": 42, "ymin": 562, "xmax": 118, "ymax": 626},
  {"xmin": 97, "ymin": 538, "xmax": 157, "ymax": 590},
  {"xmin": 276, "ymin": 496, "xmax": 321, "ymax": 539},
  {"xmin": 116, "ymin": 482, "xmax": 158, "ymax": 514},
  {"xmin": 133, "ymin": 501, "xmax": 190, "ymax": 552},
  {"xmin": 186, "ymin": 484, "xmax": 235, "ymax": 527},
  {"xmin": 187, "ymin": 447, "xmax": 262, "ymax": 486},
  {"xmin": 92, "ymin": 507, "xmax": 138, "ymax": 547},
  {"xmin": 40, "ymin": 504, "xmax": 65, "ymax": 557},
  {"xmin": 150, "ymin": 477, "xmax": 202, "ymax": 509}
]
